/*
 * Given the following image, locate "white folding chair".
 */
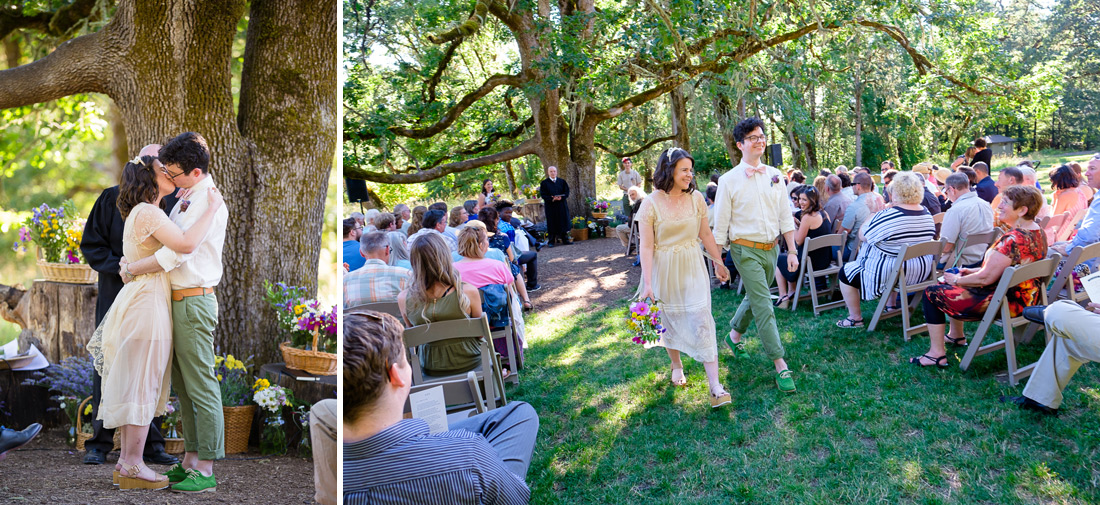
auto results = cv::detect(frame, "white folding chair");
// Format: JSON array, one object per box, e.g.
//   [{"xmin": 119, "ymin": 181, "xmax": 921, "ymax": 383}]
[
  {"xmin": 866, "ymin": 240, "xmax": 945, "ymax": 340},
  {"xmin": 1055, "ymin": 208, "xmax": 1088, "ymax": 243},
  {"xmin": 946, "ymin": 229, "xmax": 1001, "ymax": 270},
  {"xmin": 790, "ymin": 233, "xmax": 846, "ymax": 314},
  {"xmin": 403, "ymin": 315, "xmax": 507, "ymax": 409},
  {"xmin": 958, "ymin": 255, "xmax": 1061, "ymax": 386}
]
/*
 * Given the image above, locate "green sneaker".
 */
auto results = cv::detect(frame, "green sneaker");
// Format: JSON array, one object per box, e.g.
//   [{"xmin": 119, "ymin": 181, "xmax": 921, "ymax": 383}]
[
  {"xmin": 171, "ymin": 469, "xmax": 216, "ymax": 494},
  {"xmin": 162, "ymin": 463, "xmax": 188, "ymax": 484},
  {"xmin": 776, "ymin": 369, "xmax": 796, "ymax": 393},
  {"xmin": 727, "ymin": 333, "xmax": 749, "ymax": 359}
]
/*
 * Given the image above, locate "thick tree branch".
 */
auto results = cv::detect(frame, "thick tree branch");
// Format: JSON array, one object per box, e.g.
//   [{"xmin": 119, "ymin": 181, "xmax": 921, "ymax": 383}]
[
  {"xmin": 347, "ymin": 137, "xmax": 539, "ymax": 183},
  {"xmin": 0, "ymin": 30, "xmax": 110, "ymax": 108},
  {"xmin": 594, "ymin": 134, "xmax": 676, "ymax": 158},
  {"xmin": 348, "ymin": 72, "xmax": 525, "ymax": 141},
  {"xmin": 425, "ymin": 37, "xmax": 463, "ymax": 103},
  {"xmin": 428, "ymin": 0, "xmax": 489, "ymax": 44}
]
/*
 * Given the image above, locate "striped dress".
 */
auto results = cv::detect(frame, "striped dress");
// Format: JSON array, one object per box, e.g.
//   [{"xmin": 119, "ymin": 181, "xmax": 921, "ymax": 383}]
[{"xmin": 843, "ymin": 206, "xmax": 937, "ymax": 300}]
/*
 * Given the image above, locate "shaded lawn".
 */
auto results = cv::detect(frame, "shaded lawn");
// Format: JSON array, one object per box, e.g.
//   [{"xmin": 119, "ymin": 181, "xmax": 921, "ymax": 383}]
[{"xmin": 513, "ymin": 288, "xmax": 1100, "ymax": 504}]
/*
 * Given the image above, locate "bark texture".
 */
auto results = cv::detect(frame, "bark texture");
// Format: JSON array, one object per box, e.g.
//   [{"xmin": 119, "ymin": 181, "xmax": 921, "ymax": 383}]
[{"xmin": 0, "ymin": 0, "xmax": 337, "ymax": 365}]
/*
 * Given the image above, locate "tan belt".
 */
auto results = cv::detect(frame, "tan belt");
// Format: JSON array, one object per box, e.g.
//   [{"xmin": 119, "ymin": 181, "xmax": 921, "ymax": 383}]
[
  {"xmin": 732, "ymin": 238, "xmax": 776, "ymax": 251},
  {"xmin": 171, "ymin": 287, "xmax": 215, "ymax": 301}
]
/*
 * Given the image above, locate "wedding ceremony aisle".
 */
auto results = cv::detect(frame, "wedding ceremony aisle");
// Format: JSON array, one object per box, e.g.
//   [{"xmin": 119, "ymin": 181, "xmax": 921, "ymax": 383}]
[{"xmin": 517, "ymin": 235, "xmax": 1100, "ymax": 504}]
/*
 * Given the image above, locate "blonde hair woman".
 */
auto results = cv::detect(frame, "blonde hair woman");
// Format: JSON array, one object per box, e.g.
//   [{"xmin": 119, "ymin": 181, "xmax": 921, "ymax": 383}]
[
  {"xmin": 406, "ymin": 205, "xmax": 428, "ymax": 236},
  {"xmin": 835, "ymin": 172, "xmax": 938, "ymax": 328},
  {"xmin": 397, "ymin": 233, "xmax": 483, "ymax": 376}
]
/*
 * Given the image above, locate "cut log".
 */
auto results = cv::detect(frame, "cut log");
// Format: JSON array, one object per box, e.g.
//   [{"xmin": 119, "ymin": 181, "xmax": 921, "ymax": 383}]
[{"xmin": 2, "ymin": 281, "xmax": 99, "ymax": 363}]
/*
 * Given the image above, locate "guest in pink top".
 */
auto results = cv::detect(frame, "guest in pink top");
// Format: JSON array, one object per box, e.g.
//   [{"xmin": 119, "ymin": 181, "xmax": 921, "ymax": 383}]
[
  {"xmin": 1051, "ymin": 164, "xmax": 1090, "ymax": 218},
  {"xmin": 454, "ymin": 226, "xmax": 514, "ymax": 288}
]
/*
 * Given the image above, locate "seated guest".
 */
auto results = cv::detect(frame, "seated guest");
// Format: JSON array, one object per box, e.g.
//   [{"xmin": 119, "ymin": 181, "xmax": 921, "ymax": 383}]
[
  {"xmin": 812, "ymin": 175, "xmax": 827, "ymax": 202},
  {"xmin": 973, "ymin": 162, "xmax": 996, "ymax": 203},
  {"xmin": 774, "ymin": 186, "xmax": 831, "ymax": 309},
  {"xmin": 397, "ymin": 233, "xmax": 484, "ymax": 376},
  {"xmin": 990, "ymin": 166, "xmax": 1024, "ymax": 225},
  {"xmin": 938, "ymin": 173, "xmax": 995, "ymax": 269},
  {"xmin": 840, "ymin": 173, "xmax": 876, "ymax": 261},
  {"xmin": 911, "ymin": 186, "xmax": 1047, "ymax": 367},
  {"xmin": 309, "ymin": 398, "xmax": 336, "ymax": 505},
  {"xmin": 881, "ymin": 169, "xmax": 898, "ymax": 204},
  {"xmin": 445, "ymin": 206, "xmax": 467, "ymax": 242},
  {"xmin": 364, "ymin": 209, "xmax": 380, "ymax": 232},
  {"xmin": 350, "ymin": 211, "xmax": 365, "ymax": 228},
  {"xmin": 1002, "ymin": 301, "xmax": 1100, "ymax": 414},
  {"xmin": 342, "ymin": 311, "xmax": 538, "ymax": 503},
  {"xmin": 912, "ymin": 163, "xmax": 940, "ymax": 196},
  {"xmin": 393, "ymin": 204, "xmax": 411, "ymax": 234},
  {"xmin": 374, "ymin": 212, "xmax": 397, "ymax": 232},
  {"xmin": 914, "ymin": 167, "xmax": 942, "ymax": 215},
  {"xmin": 496, "ymin": 202, "xmax": 541, "ymax": 291},
  {"xmin": 499, "ymin": 201, "xmax": 543, "ymax": 253},
  {"xmin": 407, "ymin": 209, "xmax": 458, "ymax": 252},
  {"xmin": 406, "ymin": 205, "xmax": 428, "ymax": 236},
  {"xmin": 494, "ymin": 201, "xmax": 518, "ymax": 243},
  {"xmin": 705, "ymin": 184, "xmax": 718, "ymax": 228},
  {"xmin": 933, "ymin": 166, "xmax": 952, "ymax": 211},
  {"xmin": 835, "ymin": 172, "xmax": 937, "ymax": 328},
  {"xmin": 475, "ymin": 207, "xmax": 533, "ymax": 310},
  {"xmin": 463, "ymin": 200, "xmax": 479, "ymax": 222},
  {"xmin": 617, "ymin": 186, "xmax": 646, "ymax": 247},
  {"xmin": 429, "ymin": 201, "xmax": 448, "ymax": 213},
  {"xmin": 1020, "ymin": 167, "xmax": 1053, "ymax": 225},
  {"xmin": 823, "ymin": 175, "xmax": 850, "ymax": 233},
  {"xmin": 1050, "ymin": 156, "xmax": 1100, "ymax": 275},
  {"xmin": 385, "ymin": 231, "xmax": 412, "ymax": 270},
  {"xmin": 1050, "ymin": 164, "xmax": 1090, "ymax": 219},
  {"xmin": 344, "ymin": 231, "xmax": 412, "ymax": 307},
  {"xmin": 789, "ymin": 183, "xmax": 806, "ymax": 215},
  {"xmin": 1068, "ymin": 161, "xmax": 1095, "ymax": 201},
  {"xmin": 455, "ymin": 226, "xmax": 527, "ymax": 369},
  {"xmin": 343, "ymin": 217, "xmax": 366, "ymax": 272},
  {"xmin": 838, "ymin": 172, "xmax": 856, "ymax": 202},
  {"xmin": 957, "ymin": 165, "xmax": 979, "ymax": 188}
]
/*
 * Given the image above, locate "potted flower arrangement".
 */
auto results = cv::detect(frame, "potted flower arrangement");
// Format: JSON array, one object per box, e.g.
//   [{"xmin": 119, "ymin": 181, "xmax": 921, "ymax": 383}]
[
  {"xmin": 591, "ymin": 199, "xmax": 610, "ymax": 219},
  {"xmin": 252, "ymin": 378, "xmax": 294, "ymax": 455},
  {"xmin": 160, "ymin": 398, "xmax": 185, "ymax": 454},
  {"xmin": 216, "ymin": 352, "xmax": 256, "ymax": 454},
  {"xmin": 571, "ymin": 216, "xmax": 589, "ymax": 241},
  {"xmin": 520, "ymin": 184, "xmax": 541, "ymax": 204},
  {"xmin": 11, "ymin": 200, "xmax": 97, "ymax": 284},
  {"xmin": 264, "ymin": 280, "xmax": 338, "ymax": 375}
]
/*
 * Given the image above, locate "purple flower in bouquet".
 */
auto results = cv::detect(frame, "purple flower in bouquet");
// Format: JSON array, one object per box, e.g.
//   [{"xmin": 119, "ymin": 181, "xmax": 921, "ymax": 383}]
[
  {"xmin": 65, "ymin": 250, "xmax": 80, "ymax": 264},
  {"xmin": 18, "ymin": 227, "xmax": 29, "ymax": 242}
]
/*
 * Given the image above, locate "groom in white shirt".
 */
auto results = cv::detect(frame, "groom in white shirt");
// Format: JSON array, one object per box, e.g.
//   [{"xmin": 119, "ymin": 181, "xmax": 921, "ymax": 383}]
[
  {"xmin": 712, "ymin": 118, "xmax": 798, "ymax": 393},
  {"xmin": 122, "ymin": 132, "xmax": 229, "ymax": 493}
]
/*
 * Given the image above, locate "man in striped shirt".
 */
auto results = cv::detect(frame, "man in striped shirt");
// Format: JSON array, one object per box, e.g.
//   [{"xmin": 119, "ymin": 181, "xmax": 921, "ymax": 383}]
[
  {"xmin": 343, "ymin": 231, "xmax": 411, "ymax": 307},
  {"xmin": 343, "ymin": 312, "xmax": 538, "ymax": 505}
]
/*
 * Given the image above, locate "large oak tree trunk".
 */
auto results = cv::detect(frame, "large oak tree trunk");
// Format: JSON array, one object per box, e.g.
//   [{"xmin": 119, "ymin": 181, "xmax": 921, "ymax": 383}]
[
  {"xmin": 0, "ymin": 0, "xmax": 336, "ymax": 365},
  {"xmin": 670, "ymin": 85, "xmax": 690, "ymax": 152}
]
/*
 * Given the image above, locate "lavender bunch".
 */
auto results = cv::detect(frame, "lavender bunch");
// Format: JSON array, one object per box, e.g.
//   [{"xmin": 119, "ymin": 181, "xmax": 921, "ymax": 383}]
[{"xmin": 22, "ymin": 355, "xmax": 95, "ymax": 399}]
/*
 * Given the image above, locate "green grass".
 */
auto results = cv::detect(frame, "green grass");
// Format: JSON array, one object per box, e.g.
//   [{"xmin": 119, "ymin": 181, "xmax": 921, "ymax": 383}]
[
  {"xmin": 513, "ymin": 290, "xmax": 1100, "ymax": 504},
  {"xmin": 0, "ymin": 322, "xmax": 17, "ymax": 347}
]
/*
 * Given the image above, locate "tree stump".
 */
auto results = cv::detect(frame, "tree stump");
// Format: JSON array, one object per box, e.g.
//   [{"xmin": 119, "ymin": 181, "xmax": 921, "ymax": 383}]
[
  {"xmin": 521, "ymin": 201, "xmax": 545, "ymax": 225},
  {"xmin": 18, "ymin": 281, "xmax": 98, "ymax": 363}
]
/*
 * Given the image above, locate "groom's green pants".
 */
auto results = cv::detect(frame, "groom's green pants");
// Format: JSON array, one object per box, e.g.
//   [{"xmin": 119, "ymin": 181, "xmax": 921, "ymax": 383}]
[
  {"xmin": 727, "ymin": 243, "xmax": 786, "ymax": 361},
  {"xmin": 171, "ymin": 293, "xmax": 225, "ymax": 459}
]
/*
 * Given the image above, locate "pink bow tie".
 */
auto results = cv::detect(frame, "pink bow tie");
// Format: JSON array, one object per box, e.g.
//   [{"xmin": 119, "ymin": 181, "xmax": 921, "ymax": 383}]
[{"xmin": 745, "ymin": 165, "xmax": 767, "ymax": 177}]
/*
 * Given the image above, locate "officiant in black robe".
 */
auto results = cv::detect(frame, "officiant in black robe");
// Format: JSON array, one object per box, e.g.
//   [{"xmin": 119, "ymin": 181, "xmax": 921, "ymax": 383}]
[
  {"xmin": 539, "ymin": 165, "xmax": 572, "ymax": 246},
  {"xmin": 78, "ymin": 184, "xmax": 179, "ymax": 466}
]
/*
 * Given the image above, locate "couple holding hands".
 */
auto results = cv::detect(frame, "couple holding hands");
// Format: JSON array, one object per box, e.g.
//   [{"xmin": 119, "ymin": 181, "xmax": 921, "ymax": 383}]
[
  {"xmin": 85, "ymin": 132, "xmax": 229, "ymax": 492},
  {"xmin": 636, "ymin": 118, "xmax": 798, "ymax": 409}
]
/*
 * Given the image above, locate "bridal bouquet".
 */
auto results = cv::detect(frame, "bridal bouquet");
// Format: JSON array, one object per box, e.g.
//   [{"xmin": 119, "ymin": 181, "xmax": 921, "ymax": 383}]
[{"xmin": 626, "ymin": 299, "xmax": 666, "ymax": 345}]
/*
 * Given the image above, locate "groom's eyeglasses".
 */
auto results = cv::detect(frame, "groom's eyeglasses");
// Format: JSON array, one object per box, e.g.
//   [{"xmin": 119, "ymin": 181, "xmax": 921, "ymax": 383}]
[{"xmin": 160, "ymin": 165, "xmax": 185, "ymax": 180}]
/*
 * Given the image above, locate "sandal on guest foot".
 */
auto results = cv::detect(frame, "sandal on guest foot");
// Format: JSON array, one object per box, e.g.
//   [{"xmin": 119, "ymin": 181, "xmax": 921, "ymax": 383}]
[
  {"xmin": 710, "ymin": 387, "xmax": 732, "ymax": 408},
  {"xmin": 670, "ymin": 366, "xmax": 687, "ymax": 387},
  {"xmin": 944, "ymin": 334, "xmax": 967, "ymax": 347},
  {"xmin": 835, "ymin": 317, "xmax": 864, "ymax": 328},
  {"xmin": 909, "ymin": 354, "xmax": 948, "ymax": 368},
  {"xmin": 774, "ymin": 294, "xmax": 792, "ymax": 309},
  {"xmin": 522, "ymin": 300, "xmax": 533, "ymax": 311}
]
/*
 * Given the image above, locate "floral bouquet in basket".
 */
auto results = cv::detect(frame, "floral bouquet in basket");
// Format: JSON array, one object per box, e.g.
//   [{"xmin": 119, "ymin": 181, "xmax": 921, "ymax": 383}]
[
  {"xmin": 11, "ymin": 200, "xmax": 85, "ymax": 263},
  {"xmin": 626, "ymin": 298, "xmax": 666, "ymax": 345},
  {"xmin": 593, "ymin": 200, "xmax": 610, "ymax": 212},
  {"xmin": 263, "ymin": 280, "xmax": 337, "ymax": 353},
  {"xmin": 215, "ymin": 353, "xmax": 254, "ymax": 407},
  {"xmin": 521, "ymin": 184, "xmax": 539, "ymax": 199}
]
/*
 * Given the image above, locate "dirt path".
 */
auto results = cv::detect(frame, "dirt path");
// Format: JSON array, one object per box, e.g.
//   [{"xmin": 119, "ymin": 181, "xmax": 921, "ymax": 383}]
[
  {"xmin": 1, "ymin": 429, "xmax": 316, "ymax": 504},
  {"xmin": 526, "ymin": 235, "xmax": 642, "ymax": 319}
]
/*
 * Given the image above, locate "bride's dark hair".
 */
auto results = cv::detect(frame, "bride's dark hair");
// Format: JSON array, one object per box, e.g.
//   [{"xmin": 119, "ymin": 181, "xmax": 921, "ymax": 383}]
[{"xmin": 117, "ymin": 155, "xmax": 163, "ymax": 219}]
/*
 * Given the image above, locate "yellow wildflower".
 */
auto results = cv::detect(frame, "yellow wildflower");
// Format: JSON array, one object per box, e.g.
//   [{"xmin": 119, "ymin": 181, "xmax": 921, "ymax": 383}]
[
  {"xmin": 84, "ymin": 403, "xmax": 92, "ymax": 416},
  {"xmin": 253, "ymin": 378, "xmax": 270, "ymax": 391},
  {"xmin": 217, "ymin": 373, "xmax": 223, "ymax": 382}
]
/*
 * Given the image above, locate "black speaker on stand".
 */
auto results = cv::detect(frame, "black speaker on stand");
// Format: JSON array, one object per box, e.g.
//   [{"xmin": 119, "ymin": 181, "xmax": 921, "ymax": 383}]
[
  {"xmin": 346, "ymin": 178, "xmax": 368, "ymax": 213},
  {"xmin": 767, "ymin": 144, "xmax": 783, "ymax": 168}
]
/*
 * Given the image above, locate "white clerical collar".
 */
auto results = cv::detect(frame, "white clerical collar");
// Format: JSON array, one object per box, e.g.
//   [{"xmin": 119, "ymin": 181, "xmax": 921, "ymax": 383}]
[{"xmin": 550, "ymin": 177, "xmax": 557, "ymax": 182}]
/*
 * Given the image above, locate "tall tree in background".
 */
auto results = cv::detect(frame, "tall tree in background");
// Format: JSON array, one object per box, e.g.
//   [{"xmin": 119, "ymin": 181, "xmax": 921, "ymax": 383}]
[
  {"xmin": 0, "ymin": 0, "xmax": 337, "ymax": 364},
  {"xmin": 346, "ymin": 0, "xmax": 1009, "ymax": 214}
]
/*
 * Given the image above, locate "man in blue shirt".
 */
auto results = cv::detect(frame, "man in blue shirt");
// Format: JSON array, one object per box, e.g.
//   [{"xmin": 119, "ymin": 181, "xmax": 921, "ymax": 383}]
[
  {"xmin": 342, "ymin": 217, "xmax": 366, "ymax": 271},
  {"xmin": 973, "ymin": 162, "xmax": 997, "ymax": 204},
  {"xmin": 343, "ymin": 312, "xmax": 539, "ymax": 505}
]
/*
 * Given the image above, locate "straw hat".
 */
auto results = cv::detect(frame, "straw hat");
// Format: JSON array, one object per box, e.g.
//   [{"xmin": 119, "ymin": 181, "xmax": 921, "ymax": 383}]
[
  {"xmin": 934, "ymin": 167, "xmax": 953, "ymax": 184},
  {"xmin": 912, "ymin": 162, "xmax": 933, "ymax": 175}
]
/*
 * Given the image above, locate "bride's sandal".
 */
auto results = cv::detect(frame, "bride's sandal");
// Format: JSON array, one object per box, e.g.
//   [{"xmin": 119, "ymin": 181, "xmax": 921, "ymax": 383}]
[
  {"xmin": 118, "ymin": 464, "xmax": 169, "ymax": 490},
  {"xmin": 709, "ymin": 387, "xmax": 732, "ymax": 408}
]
